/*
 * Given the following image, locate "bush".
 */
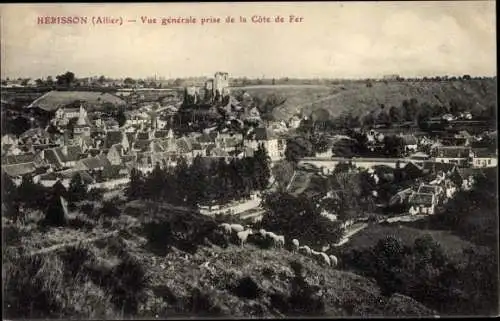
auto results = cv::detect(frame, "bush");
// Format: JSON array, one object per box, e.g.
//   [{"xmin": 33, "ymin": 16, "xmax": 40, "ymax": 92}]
[
  {"xmin": 109, "ymin": 254, "xmax": 149, "ymax": 315},
  {"xmin": 100, "ymin": 201, "xmax": 121, "ymax": 218},
  {"xmin": 232, "ymin": 276, "xmax": 262, "ymax": 299}
]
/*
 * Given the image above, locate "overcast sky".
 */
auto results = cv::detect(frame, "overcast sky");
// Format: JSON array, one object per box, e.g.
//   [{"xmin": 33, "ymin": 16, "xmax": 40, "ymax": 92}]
[{"xmin": 0, "ymin": 1, "xmax": 496, "ymax": 79}]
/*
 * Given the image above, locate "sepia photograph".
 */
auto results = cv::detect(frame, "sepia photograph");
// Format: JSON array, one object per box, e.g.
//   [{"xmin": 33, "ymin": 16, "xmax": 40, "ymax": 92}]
[{"xmin": 1, "ymin": 1, "xmax": 498, "ymax": 319}]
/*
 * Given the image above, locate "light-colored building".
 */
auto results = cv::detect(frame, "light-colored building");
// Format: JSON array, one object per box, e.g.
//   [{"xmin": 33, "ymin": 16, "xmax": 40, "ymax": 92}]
[
  {"xmin": 470, "ymin": 148, "xmax": 497, "ymax": 168},
  {"xmin": 433, "ymin": 146, "xmax": 471, "ymax": 166},
  {"xmin": 244, "ymin": 127, "xmax": 283, "ymax": 161},
  {"xmin": 409, "ymin": 192, "xmax": 437, "ymax": 215}
]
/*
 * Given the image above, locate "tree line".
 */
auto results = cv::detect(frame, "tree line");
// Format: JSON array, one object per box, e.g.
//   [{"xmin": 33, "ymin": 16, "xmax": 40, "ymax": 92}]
[{"xmin": 126, "ymin": 144, "xmax": 271, "ymax": 206}]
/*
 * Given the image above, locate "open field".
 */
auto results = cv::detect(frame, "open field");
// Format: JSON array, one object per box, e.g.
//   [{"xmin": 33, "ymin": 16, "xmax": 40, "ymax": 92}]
[{"xmin": 338, "ymin": 223, "xmax": 479, "ymax": 261}]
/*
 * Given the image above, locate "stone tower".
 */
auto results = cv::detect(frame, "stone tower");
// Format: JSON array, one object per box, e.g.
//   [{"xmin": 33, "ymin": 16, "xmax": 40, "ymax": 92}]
[{"xmin": 213, "ymin": 72, "xmax": 229, "ymax": 101}]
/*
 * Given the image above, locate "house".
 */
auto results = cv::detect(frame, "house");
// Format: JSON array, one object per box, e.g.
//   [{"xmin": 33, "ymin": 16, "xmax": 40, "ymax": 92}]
[
  {"xmin": 433, "ymin": 146, "xmax": 471, "ymax": 166},
  {"xmin": 72, "ymin": 106, "xmax": 92, "ymax": 137},
  {"xmin": 417, "ymin": 184, "xmax": 443, "ymax": 199},
  {"xmin": 2, "ymin": 163, "xmax": 38, "ymax": 185},
  {"xmin": 104, "ymin": 130, "xmax": 130, "ymax": 151},
  {"xmin": 470, "ymin": 148, "xmax": 497, "ymax": 168},
  {"xmin": 422, "ymin": 161, "xmax": 457, "ymax": 176},
  {"xmin": 107, "ymin": 144, "xmax": 125, "ymax": 165},
  {"xmin": 42, "ymin": 145, "xmax": 83, "ymax": 169},
  {"xmin": 2, "ymin": 134, "xmax": 18, "ymax": 146},
  {"xmin": 399, "ymin": 134, "xmax": 418, "ymax": 153},
  {"xmin": 288, "ymin": 116, "xmax": 302, "ymax": 129},
  {"xmin": 402, "ymin": 162, "xmax": 425, "ymax": 180},
  {"xmin": 409, "ymin": 192, "xmax": 437, "ymax": 215},
  {"xmin": 244, "ymin": 127, "xmax": 281, "ymax": 161},
  {"xmin": 37, "ymin": 169, "xmax": 94, "ymax": 188},
  {"xmin": 75, "ymin": 154, "xmax": 111, "ymax": 172},
  {"xmin": 54, "ymin": 105, "xmax": 85, "ymax": 125}
]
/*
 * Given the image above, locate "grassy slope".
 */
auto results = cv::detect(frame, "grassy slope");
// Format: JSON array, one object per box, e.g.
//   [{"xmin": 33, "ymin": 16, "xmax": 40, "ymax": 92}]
[
  {"xmin": 3, "ymin": 199, "xmax": 437, "ymax": 318},
  {"xmin": 238, "ymin": 79, "xmax": 496, "ymax": 121},
  {"xmin": 337, "ymin": 222, "xmax": 483, "ymax": 264}
]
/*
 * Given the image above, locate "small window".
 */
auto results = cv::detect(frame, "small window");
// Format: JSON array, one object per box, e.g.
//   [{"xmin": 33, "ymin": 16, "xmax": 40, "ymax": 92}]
[{"xmin": 488, "ymin": 159, "xmax": 491, "ymax": 165}]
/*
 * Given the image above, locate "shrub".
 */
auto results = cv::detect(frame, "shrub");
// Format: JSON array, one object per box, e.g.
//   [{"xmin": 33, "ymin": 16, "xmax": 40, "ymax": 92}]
[
  {"xmin": 232, "ymin": 276, "xmax": 262, "ymax": 299},
  {"xmin": 109, "ymin": 254, "xmax": 149, "ymax": 315},
  {"xmin": 100, "ymin": 201, "xmax": 121, "ymax": 218}
]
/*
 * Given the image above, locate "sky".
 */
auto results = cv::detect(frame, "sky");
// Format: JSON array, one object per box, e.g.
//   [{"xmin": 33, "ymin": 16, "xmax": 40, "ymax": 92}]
[{"xmin": 0, "ymin": 1, "xmax": 496, "ymax": 79}]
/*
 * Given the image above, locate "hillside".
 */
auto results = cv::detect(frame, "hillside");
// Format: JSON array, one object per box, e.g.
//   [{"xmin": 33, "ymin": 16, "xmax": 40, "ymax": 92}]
[
  {"xmin": 236, "ymin": 79, "xmax": 496, "ymax": 122},
  {"xmin": 2, "ymin": 198, "xmax": 437, "ymax": 319}
]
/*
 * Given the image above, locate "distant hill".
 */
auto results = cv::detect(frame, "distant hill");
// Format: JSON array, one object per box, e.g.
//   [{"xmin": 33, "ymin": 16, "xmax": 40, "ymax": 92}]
[
  {"xmin": 234, "ymin": 79, "xmax": 497, "ymax": 122},
  {"xmin": 26, "ymin": 90, "xmax": 126, "ymax": 112}
]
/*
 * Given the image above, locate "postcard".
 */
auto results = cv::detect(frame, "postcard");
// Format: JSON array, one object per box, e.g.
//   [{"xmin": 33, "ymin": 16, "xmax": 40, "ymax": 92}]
[{"xmin": 1, "ymin": 1, "xmax": 498, "ymax": 319}]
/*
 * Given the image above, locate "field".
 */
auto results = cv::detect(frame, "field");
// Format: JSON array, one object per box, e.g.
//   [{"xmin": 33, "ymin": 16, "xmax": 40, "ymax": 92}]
[
  {"xmin": 337, "ymin": 222, "xmax": 482, "ymax": 263},
  {"xmin": 3, "ymin": 198, "xmax": 437, "ymax": 319},
  {"xmin": 26, "ymin": 90, "xmax": 126, "ymax": 111},
  {"xmin": 234, "ymin": 78, "xmax": 497, "ymax": 122}
]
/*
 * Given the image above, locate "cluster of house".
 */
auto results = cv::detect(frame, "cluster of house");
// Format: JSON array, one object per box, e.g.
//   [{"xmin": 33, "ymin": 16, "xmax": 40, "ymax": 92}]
[
  {"xmin": 313, "ymin": 127, "xmax": 497, "ymax": 168},
  {"xmin": 1, "ymin": 102, "xmax": 287, "ymax": 192}
]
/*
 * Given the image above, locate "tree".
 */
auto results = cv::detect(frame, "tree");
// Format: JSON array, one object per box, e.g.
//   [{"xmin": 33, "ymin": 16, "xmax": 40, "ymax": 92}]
[
  {"xmin": 362, "ymin": 112, "xmax": 375, "ymax": 127},
  {"xmin": 254, "ymin": 143, "xmax": 271, "ymax": 190},
  {"xmin": 35, "ymin": 78, "xmax": 44, "ymax": 87},
  {"xmin": 383, "ymin": 135, "xmax": 405, "ymax": 157},
  {"xmin": 56, "ymin": 71, "xmax": 76, "ymax": 87},
  {"xmin": 124, "ymin": 77, "xmax": 136, "ymax": 86},
  {"xmin": 2, "ymin": 174, "xmax": 21, "ymax": 222},
  {"xmin": 187, "ymin": 156, "xmax": 208, "ymax": 205},
  {"xmin": 46, "ymin": 76, "xmax": 54, "ymax": 86},
  {"xmin": 261, "ymin": 192, "xmax": 343, "ymax": 249},
  {"xmin": 115, "ymin": 108, "xmax": 127, "ymax": 127},
  {"xmin": 68, "ymin": 173, "xmax": 88, "ymax": 204},
  {"xmin": 173, "ymin": 78, "xmax": 183, "ymax": 87},
  {"xmin": 285, "ymin": 137, "xmax": 314, "ymax": 163},
  {"xmin": 17, "ymin": 176, "xmax": 49, "ymax": 210},
  {"xmin": 126, "ymin": 168, "xmax": 144, "ymax": 200},
  {"xmin": 272, "ymin": 160, "xmax": 295, "ymax": 192},
  {"xmin": 44, "ymin": 188, "xmax": 69, "ymax": 227},
  {"xmin": 389, "ymin": 106, "xmax": 402, "ymax": 123},
  {"xmin": 98, "ymin": 75, "xmax": 106, "ymax": 84}
]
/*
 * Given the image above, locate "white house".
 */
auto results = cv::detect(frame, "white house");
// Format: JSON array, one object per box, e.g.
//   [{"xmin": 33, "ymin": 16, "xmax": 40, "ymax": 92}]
[
  {"xmin": 244, "ymin": 127, "xmax": 282, "ymax": 161},
  {"xmin": 470, "ymin": 148, "xmax": 497, "ymax": 168},
  {"xmin": 434, "ymin": 146, "xmax": 471, "ymax": 166},
  {"xmin": 409, "ymin": 192, "xmax": 437, "ymax": 215}
]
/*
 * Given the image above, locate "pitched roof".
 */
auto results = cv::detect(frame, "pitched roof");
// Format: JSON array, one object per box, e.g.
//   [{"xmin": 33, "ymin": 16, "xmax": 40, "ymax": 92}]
[
  {"xmin": 154, "ymin": 130, "xmax": 170, "ymax": 139},
  {"xmin": 253, "ymin": 127, "xmax": 276, "ymax": 140},
  {"xmin": 176, "ymin": 137, "xmax": 193, "ymax": 153},
  {"xmin": 417, "ymin": 185, "xmax": 439, "ymax": 195},
  {"xmin": 125, "ymin": 132, "xmax": 137, "ymax": 145},
  {"xmin": 137, "ymin": 132, "xmax": 150, "ymax": 140},
  {"xmin": 79, "ymin": 155, "xmax": 111, "ymax": 170},
  {"xmin": 2, "ymin": 163, "xmax": 36, "ymax": 177},
  {"xmin": 422, "ymin": 161, "xmax": 457, "ymax": 174},
  {"xmin": 133, "ymin": 139, "xmax": 151, "ymax": 152},
  {"xmin": 435, "ymin": 146, "xmax": 471, "ymax": 158},
  {"xmin": 410, "ymin": 193, "xmax": 434, "ymax": 206},
  {"xmin": 471, "ymin": 148, "xmax": 496, "ymax": 158},
  {"xmin": 104, "ymin": 131, "xmax": 125, "ymax": 148},
  {"xmin": 2, "ymin": 153, "xmax": 36, "ymax": 165},
  {"xmin": 400, "ymin": 134, "xmax": 418, "ymax": 145},
  {"xmin": 198, "ymin": 133, "xmax": 215, "ymax": 144},
  {"xmin": 27, "ymin": 91, "xmax": 125, "ymax": 112},
  {"xmin": 56, "ymin": 145, "xmax": 82, "ymax": 163},
  {"xmin": 102, "ymin": 164, "xmax": 128, "ymax": 180}
]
